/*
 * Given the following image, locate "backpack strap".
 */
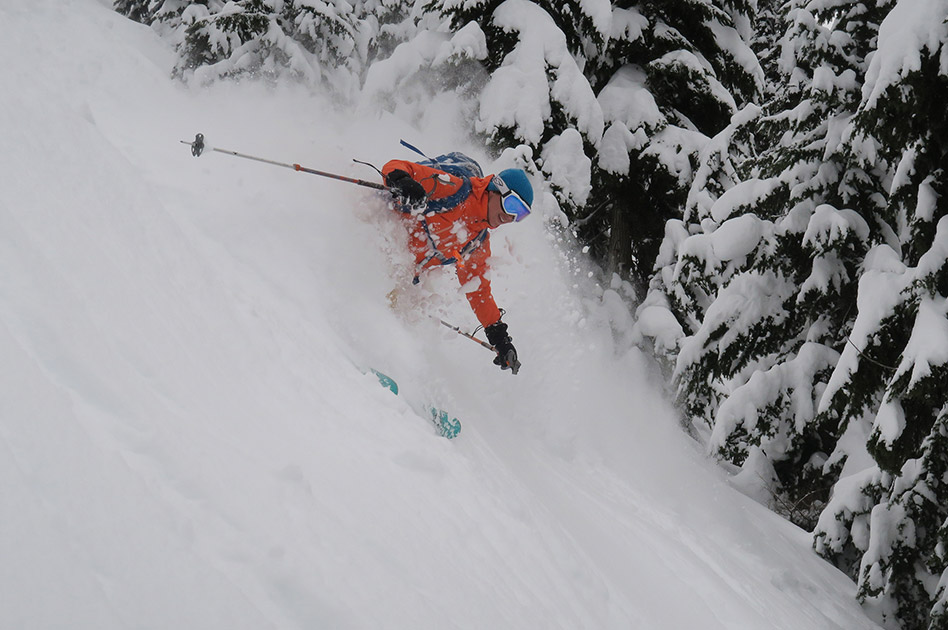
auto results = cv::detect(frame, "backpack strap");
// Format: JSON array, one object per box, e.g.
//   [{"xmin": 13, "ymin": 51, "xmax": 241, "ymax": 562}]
[
  {"xmin": 459, "ymin": 229, "xmax": 488, "ymax": 256},
  {"xmin": 411, "ymin": 226, "xmax": 489, "ymax": 284},
  {"xmin": 423, "ymin": 178, "xmax": 472, "ymax": 214},
  {"xmin": 400, "ymin": 139, "xmax": 430, "ymax": 160}
]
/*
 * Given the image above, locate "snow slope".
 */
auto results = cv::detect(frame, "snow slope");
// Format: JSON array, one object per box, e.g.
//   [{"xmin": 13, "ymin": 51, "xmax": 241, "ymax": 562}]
[{"xmin": 1, "ymin": 1, "xmax": 882, "ymax": 629}]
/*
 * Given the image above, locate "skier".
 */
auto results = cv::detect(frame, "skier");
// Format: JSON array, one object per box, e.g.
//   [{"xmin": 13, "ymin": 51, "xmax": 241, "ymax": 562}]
[{"xmin": 382, "ymin": 156, "xmax": 533, "ymax": 375}]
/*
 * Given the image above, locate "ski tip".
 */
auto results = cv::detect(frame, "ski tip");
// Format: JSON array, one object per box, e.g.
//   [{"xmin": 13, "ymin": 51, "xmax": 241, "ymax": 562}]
[{"xmin": 369, "ymin": 368, "xmax": 399, "ymax": 395}]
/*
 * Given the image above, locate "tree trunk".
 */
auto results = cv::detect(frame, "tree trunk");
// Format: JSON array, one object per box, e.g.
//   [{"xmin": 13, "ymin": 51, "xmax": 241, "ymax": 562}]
[{"xmin": 607, "ymin": 201, "xmax": 633, "ymax": 278}]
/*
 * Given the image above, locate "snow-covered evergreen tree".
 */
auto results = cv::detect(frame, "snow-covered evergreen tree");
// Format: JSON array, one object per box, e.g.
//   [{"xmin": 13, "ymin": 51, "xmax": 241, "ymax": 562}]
[
  {"xmin": 432, "ymin": 0, "xmax": 607, "ymax": 219},
  {"xmin": 114, "ymin": 0, "xmax": 158, "ymax": 24},
  {"xmin": 426, "ymin": 0, "xmax": 760, "ymax": 287},
  {"xmin": 177, "ymin": 0, "xmax": 358, "ymax": 87},
  {"xmin": 585, "ymin": 0, "xmax": 762, "ymax": 285},
  {"xmin": 640, "ymin": 0, "xmax": 893, "ymax": 525},
  {"xmin": 116, "ymin": 0, "xmax": 406, "ymax": 96},
  {"xmin": 813, "ymin": 1, "xmax": 948, "ymax": 626},
  {"xmin": 751, "ymin": 0, "xmax": 787, "ymax": 101}
]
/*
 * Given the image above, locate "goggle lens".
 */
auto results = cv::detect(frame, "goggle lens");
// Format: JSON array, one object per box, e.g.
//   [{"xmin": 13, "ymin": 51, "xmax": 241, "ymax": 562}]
[
  {"xmin": 491, "ymin": 175, "xmax": 531, "ymax": 222},
  {"xmin": 501, "ymin": 193, "xmax": 531, "ymax": 221}
]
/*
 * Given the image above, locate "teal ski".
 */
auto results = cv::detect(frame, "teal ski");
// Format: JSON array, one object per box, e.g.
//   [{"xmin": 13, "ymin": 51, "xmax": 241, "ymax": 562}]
[
  {"xmin": 369, "ymin": 369, "xmax": 461, "ymax": 439},
  {"xmin": 371, "ymin": 369, "xmax": 399, "ymax": 395}
]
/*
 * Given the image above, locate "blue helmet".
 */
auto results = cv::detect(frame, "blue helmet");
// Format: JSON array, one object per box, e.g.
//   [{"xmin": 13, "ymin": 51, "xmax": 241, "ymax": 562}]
[
  {"xmin": 489, "ymin": 168, "xmax": 533, "ymax": 207},
  {"xmin": 488, "ymin": 169, "xmax": 533, "ymax": 222}
]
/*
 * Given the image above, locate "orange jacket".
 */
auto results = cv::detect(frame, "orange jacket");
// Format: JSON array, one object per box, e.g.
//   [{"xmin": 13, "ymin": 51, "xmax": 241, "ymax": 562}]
[{"xmin": 382, "ymin": 158, "xmax": 502, "ymax": 328}]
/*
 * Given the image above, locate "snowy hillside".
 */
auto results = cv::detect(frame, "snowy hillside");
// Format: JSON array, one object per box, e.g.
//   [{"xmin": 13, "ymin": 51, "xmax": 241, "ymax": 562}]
[{"xmin": 1, "ymin": 2, "xmax": 882, "ymax": 629}]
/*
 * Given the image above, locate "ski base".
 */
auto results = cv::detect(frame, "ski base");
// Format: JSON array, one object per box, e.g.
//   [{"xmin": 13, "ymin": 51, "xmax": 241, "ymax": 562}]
[
  {"xmin": 429, "ymin": 407, "xmax": 461, "ymax": 439},
  {"xmin": 369, "ymin": 369, "xmax": 461, "ymax": 439}
]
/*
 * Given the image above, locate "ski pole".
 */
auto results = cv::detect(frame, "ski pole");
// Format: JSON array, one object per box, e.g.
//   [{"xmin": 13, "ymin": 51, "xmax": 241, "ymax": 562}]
[
  {"xmin": 179, "ymin": 133, "xmax": 388, "ymax": 191},
  {"xmin": 434, "ymin": 317, "xmax": 497, "ymax": 353}
]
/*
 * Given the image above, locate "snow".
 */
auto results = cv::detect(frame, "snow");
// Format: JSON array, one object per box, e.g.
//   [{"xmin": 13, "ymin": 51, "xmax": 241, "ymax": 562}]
[
  {"xmin": 362, "ymin": 27, "xmax": 486, "ymax": 99},
  {"xmin": 597, "ymin": 65, "xmax": 663, "ymax": 174},
  {"xmin": 540, "ymin": 128, "xmax": 592, "ymax": 206},
  {"xmin": 611, "ymin": 7, "xmax": 648, "ymax": 43},
  {"xmin": 710, "ymin": 342, "xmax": 842, "ymax": 462},
  {"xmin": 894, "ymin": 297, "xmax": 948, "ymax": 392},
  {"xmin": 710, "ymin": 177, "xmax": 783, "ymax": 223},
  {"xmin": 814, "ymin": 466, "xmax": 882, "ymax": 559},
  {"xmin": 861, "ymin": 0, "xmax": 948, "ymax": 111},
  {"xmin": 802, "ymin": 205, "xmax": 870, "ymax": 250},
  {"xmin": 633, "ymin": 300, "xmax": 684, "ymax": 355},
  {"xmin": 675, "ymin": 271, "xmax": 796, "ymax": 375},
  {"xmin": 873, "ymin": 399, "xmax": 908, "ymax": 449},
  {"xmin": 651, "ymin": 49, "xmax": 738, "ymax": 113},
  {"xmin": 915, "ymin": 176, "xmax": 939, "ymax": 223},
  {"xmin": 478, "ymin": 0, "xmax": 604, "ymax": 145},
  {"xmin": 597, "ymin": 64, "xmax": 662, "ymax": 132},
  {"xmin": 577, "ymin": 0, "xmax": 614, "ymax": 41},
  {"xmin": 798, "ymin": 205, "xmax": 870, "ymax": 295},
  {"xmin": 705, "ymin": 214, "xmax": 766, "ymax": 261},
  {"xmin": 818, "ymin": 244, "xmax": 909, "ymax": 414},
  {"xmin": 820, "ymin": 215, "xmax": 948, "ymax": 424},
  {"xmin": 709, "ymin": 18, "xmax": 764, "ymax": 95},
  {"xmin": 0, "ymin": 2, "xmax": 883, "ymax": 629}
]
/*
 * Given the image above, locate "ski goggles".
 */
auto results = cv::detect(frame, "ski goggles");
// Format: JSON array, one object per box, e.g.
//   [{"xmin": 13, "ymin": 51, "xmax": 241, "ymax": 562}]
[{"xmin": 490, "ymin": 176, "xmax": 531, "ymax": 222}]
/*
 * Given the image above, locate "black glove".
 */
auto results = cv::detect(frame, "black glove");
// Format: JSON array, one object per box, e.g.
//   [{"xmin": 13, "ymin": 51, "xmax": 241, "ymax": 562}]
[
  {"xmin": 385, "ymin": 169, "xmax": 426, "ymax": 206},
  {"xmin": 485, "ymin": 321, "xmax": 520, "ymax": 375}
]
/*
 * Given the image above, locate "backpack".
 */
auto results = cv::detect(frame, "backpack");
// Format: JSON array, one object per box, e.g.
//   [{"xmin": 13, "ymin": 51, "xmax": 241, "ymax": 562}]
[
  {"xmin": 417, "ymin": 151, "xmax": 484, "ymax": 179},
  {"xmin": 400, "ymin": 141, "xmax": 485, "ymax": 214}
]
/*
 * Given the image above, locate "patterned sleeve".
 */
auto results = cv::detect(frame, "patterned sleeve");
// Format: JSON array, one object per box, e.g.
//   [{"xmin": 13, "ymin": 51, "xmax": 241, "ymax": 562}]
[{"xmin": 456, "ymin": 237, "xmax": 502, "ymax": 328}]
